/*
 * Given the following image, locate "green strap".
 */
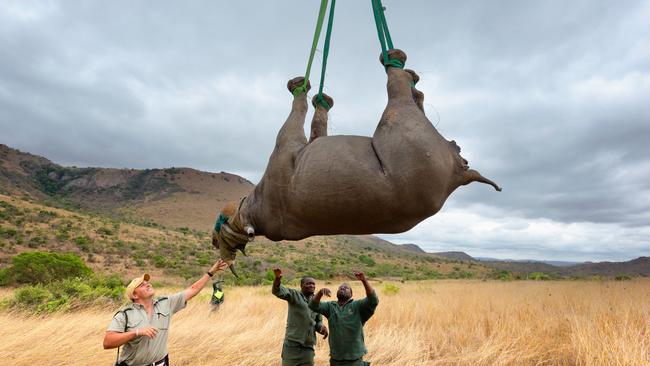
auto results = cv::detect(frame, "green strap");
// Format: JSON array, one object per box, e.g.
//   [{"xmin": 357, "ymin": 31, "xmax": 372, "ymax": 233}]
[
  {"xmin": 293, "ymin": 0, "xmax": 330, "ymax": 97},
  {"xmin": 315, "ymin": 0, "xmax": 336, "ymax": 110},
  {"xmin": 371, "ymin": 0, "xmax": 404, "ymax": 69}
]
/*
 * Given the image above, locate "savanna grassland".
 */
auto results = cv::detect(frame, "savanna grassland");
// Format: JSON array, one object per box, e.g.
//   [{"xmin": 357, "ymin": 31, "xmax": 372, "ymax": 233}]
[
  {"xmin": 0, "ymin": 279, "xmax": 648, "ymax": 366},
  {"xmin": 1, "ymin": 177, "xmax": 649, "ymax": 365}
]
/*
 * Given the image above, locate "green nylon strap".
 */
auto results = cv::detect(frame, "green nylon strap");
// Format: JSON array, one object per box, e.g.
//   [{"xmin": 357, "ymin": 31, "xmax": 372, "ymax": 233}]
[
  {"xmin": 371, "ymin": 0, "xmax": 404, "ymax": 69},
  {"xmin": 315, "ymin": 0, "xmax": 336, "ymax": 110},
  {"xmin": 293, "ymin": 0, "xmax": 330, "ymax": 97}
]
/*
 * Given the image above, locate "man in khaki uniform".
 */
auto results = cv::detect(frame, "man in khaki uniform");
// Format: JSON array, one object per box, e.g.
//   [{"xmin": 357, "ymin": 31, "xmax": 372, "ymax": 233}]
[{"xmin": 103, "ymin": 259, "xmax": 228, "ymax": 366}]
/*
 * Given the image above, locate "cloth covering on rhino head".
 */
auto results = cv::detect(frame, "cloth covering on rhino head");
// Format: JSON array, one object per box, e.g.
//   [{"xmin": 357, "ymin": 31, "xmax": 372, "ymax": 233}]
[{"xmin": 211, "ymin": 199, "xmax": 250, "ymax": 262}]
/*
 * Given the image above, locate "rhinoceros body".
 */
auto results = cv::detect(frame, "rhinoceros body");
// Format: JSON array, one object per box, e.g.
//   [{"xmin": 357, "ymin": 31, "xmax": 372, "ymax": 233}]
[{"xmin": 215, "ymin": 50, "xmax": 500, "ymax": 258}]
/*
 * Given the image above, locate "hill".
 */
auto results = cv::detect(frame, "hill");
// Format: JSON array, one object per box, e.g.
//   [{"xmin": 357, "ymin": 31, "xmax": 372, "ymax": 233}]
[
  {"xmin": 0, "ymin": 194, "xmax": 490, "ymax": 284},
  {"xmin": 432, "ymin": 251, "xmax": 476, "ymax": 262},
  {"xmin": 0, "ymin": 144, "xmax": 253, "ymax": 231}
]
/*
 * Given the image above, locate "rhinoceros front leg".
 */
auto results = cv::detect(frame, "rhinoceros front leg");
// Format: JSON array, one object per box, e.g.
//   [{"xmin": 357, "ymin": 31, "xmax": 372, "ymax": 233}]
[{"xmin": 309, "ymin": 93, "xmax": 333, "ymax": 142}]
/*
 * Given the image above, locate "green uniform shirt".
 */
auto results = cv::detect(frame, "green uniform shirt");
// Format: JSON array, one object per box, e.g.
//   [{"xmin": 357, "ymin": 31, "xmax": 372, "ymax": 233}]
[
  {"xmin": 273, "ymin": 283, "xmax": 323, "ymax": 349},
  {"xmin": 108, "ymin": 291, "xmax": 186, "ymax": 366},
  {"xmin": 309, "ymin": 292, "xmax": 379, "ymax": 361}
]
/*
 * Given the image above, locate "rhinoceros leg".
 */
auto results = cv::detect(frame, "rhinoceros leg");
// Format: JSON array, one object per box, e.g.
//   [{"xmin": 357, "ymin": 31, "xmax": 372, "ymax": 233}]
[
  {"xmin": 309, "ymin": 93, "xmax": 333, "ymax": 142},
  {"xmin": 274, "ymin": 77, "xmax": 311, "ymax": 150},
  {"xmin": 405, "ymin": 69, "xmax": 425, "ymax": 113}
]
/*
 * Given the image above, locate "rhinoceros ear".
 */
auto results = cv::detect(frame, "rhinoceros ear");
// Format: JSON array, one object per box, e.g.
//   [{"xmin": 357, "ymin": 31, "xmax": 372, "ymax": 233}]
[{"xmin": 220, "ymin": 202, "xmax": 237, "ymax": 217}]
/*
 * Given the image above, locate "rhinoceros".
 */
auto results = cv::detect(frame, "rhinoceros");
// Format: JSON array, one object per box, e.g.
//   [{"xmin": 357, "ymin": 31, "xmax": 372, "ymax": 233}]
[{"xmin": 213, "ymin": 49, "xmax": 501, "ymax": 266}]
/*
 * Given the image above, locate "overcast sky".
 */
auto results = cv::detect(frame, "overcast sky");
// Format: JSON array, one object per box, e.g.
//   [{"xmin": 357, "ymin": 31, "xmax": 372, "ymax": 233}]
[{"xmin": 1, "ymin": 1, "xmax": 648, "ymax": 262}]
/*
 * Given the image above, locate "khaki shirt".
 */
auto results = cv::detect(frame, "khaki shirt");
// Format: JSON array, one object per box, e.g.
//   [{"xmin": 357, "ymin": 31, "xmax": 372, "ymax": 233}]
[{"xmin": 108, "ymin": 291, "xmax": 186, "ymax": 366}]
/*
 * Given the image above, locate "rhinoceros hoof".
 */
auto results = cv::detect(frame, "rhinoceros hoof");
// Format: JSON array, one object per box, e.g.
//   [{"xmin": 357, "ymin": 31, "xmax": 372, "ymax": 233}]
[
  {"xmin": 379, "ymin": 49, "xmax": 407, "ymax": 66},
  {"xmin": 405, "ymin": 69, "xmax": 420, "ymax": 85},
  {"xmin": 287, "ymin": 77, "xmax": 311, "ymax": 93},
  {"xmin": 311, "ymin": 93, "xmax": 334, "ymax": 109}
]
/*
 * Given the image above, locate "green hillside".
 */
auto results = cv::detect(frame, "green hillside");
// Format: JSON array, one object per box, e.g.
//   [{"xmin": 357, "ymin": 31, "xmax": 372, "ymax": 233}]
[{"xmin": 0, "ymin": 194, "xmax": 491, "ymax": 286}]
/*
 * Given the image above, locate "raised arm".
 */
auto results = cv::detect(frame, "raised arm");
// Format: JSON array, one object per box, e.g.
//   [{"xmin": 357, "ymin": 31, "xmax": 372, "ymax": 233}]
[
  {"xmin": 354, "ymin": 271, "xmax": 375, "ymax": 296},
  {"xmin": 271, "ymin": 267, "xmax": 292, "ymax": 300},
  {"xmin": 308, "ymin": 288, "xmax": 331, "ymax": 315},
  {"xmin": 184, "ymin": 259, "xmax": 228, "ymax": 302}
]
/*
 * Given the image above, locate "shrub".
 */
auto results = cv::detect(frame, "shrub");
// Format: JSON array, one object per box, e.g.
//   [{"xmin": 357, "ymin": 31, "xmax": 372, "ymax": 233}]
[
  {"xmin": 0, "ymin": 268, "xmax": 10, "ymax": 286},
  {"xmin": 7, "ymin": 251, "xmax": 93, "ymax": 285},
  {"xmin": 96, "ymin": 227, "xmax": 114, "ymax": 236},
  {"xmin": 528, "ymin": 272, "xmax": 551, "ymax": 281},
  {"xmin": 382, "ymin": 283, "xmax": 400, "ymax": 295},
  {"xmin": 28, "ymin": 236, "xmax": 47, "ymax": 248},
  {"xmin": 15, "ymin": 285, "xmax": 52, "ymax": 306},
  {"xmin": 11, "ymin": 276, "xmax": 125, "ymax": 313},
  {"xmin": 615, "ymin": 275, "xmax": 632, "ymax": 281},
  {"xmin": 358, "ymin": 255, "xmax": 376, "ymax": 267},
  {"xmin": 74, "ymin": 236, "xmax": 93, "ymax": 251},
  {"xmin": 490, "ymin": 270, "xmax": 514, "ymax": 281}
]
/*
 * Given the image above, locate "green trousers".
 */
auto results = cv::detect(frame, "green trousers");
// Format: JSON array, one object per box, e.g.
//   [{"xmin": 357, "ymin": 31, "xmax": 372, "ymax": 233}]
[{"xmin": 281, "ymin": 342, "xmax": 315, "ymax": 366}]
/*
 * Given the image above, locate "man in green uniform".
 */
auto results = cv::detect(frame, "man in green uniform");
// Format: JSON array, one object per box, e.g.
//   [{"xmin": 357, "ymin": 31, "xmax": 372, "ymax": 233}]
[
  {"xmin": 309, "ymin": 271, "xmax": 378, "ymax": 366},
  {"xmin": 103, "ymin": 259, "xmax": 229, "ymax": 366},
  {"xmin": 273, "ymin": 267, "xmax": 329, "ymax": 366}
]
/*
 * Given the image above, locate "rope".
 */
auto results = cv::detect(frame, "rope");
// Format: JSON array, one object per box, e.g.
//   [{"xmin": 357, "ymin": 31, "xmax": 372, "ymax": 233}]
[
  {"xmin": 293, "ymin": 0, "xmax": 330, "ymax": 97},
  {"xmin": 314, "ymin": 0, "xmax": 337, "ymax": 110},
  {"xmin": 371, "ymin": 0, "xmax": 404, "ymax": 69}
]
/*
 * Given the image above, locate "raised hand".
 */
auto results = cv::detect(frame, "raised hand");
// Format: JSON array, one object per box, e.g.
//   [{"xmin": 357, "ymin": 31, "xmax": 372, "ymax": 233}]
[
  {"xmin": 209, "ymin": 259, "xmax": 229, "ymax": 274},
  {"xmin": 353, "ymin": 271, "xmax": 366, "ymax": 282},
  {"xmin": 318, "ymin": 288, "xmax": 332, "ymax": 297}
]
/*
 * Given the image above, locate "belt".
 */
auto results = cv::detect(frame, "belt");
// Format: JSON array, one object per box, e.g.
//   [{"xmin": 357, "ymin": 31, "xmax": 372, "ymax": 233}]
[{"xmin": 145, "ymin": 355, "xmax": 168, "ymax": 366}]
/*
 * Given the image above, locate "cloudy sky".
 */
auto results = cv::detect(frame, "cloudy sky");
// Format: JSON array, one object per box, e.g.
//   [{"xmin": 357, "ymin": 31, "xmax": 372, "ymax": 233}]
[{"xmin": 1, "ymin": 1, "xmax": 649, "ymax": 262}]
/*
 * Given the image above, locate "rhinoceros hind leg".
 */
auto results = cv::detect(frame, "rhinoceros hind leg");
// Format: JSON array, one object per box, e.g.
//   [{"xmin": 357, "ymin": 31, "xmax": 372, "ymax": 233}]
[
  {"xmin": 309, "ymin": 93, "xmax": 333, "ymax": 142},
  {"xmin": 287, "ymin": 77, "xmax": 311, "ymax": 94},
  {"xmin": 405, "ymin": 69, "xmax": 424, "ymax": 113},
  {"xmin": 379, "ymin": 49, "xmax": 407, "ymax": 67},
  {"xmin": 275, "ymin": 77, "xmax": 311, "ymax": 148}
]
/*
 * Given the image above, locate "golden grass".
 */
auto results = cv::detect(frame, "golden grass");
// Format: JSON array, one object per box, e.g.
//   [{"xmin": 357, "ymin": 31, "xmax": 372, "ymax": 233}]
[{"xmin": 0, "ymin": 279, "xmax": 648, "ymax": 365}]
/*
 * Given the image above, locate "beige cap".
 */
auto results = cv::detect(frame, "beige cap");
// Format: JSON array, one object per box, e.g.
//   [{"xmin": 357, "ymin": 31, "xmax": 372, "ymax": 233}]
[{"xmin": 125, "ymin": 273, "xmax": 150, "ymax": 300}]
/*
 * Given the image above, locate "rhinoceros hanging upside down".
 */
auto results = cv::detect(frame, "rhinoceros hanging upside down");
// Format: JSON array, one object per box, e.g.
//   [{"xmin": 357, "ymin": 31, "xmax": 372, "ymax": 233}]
[{"xmin": 213, "ymin": 49, "xmax": 501, "ymax": 266}]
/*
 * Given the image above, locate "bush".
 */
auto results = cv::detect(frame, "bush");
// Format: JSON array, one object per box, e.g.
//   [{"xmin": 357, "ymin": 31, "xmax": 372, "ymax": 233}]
[
  {"xmin": 74, "ymin": 236, "xmax": 93, "ymax": 252},
  {"xmin": 7, "ymin": 251, "xmax": 93, "ymax": 285},
  {"xmin": 358, "ymin": 255, "xmax": 376, "ymax": 267},
  {"xmin": 382, "ymin": 283, "xmax": 400, "ymax": 295},
  {"xmin": 11, "ymin": 276, "xmax": 125, "ymax": 313},
  {"xmin": 528, "ymin": 272, "xmax": 551, "ymax": 281},
  {"xmin": 15, "ymin": 285, "xmax": 52, "ymax": 306}
]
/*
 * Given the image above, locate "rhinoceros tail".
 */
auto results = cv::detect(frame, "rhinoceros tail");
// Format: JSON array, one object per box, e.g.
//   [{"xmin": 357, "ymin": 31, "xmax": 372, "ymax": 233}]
[{"xmin": 462, "ymin": 169, "xmax": 502, "ymax": 191}]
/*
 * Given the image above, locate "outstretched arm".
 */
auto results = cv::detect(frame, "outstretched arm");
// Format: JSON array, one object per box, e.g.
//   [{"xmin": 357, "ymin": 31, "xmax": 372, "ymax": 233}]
[
  {"xmin": 309, "ymin": 288, "xmax": 332, "ymax": 315},
  {"xmin": 184, "ymin": 259, "xmax": 228, "ymax": 302},
  {"xmin": 354, "ymin": 271, "xmax": 375, "ymax": 297},
  {"xmin": 271, "ymin": 267, "xmax": 292, "ymax": 300}
]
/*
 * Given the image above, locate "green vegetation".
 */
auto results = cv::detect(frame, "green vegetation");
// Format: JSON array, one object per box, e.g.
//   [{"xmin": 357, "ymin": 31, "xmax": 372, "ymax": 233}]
[
  {"xmin": 0, "ymin": 251, "xmax": 124, "ymax": 313},
  {"xmin": 382, "ymin": 283, "xmax": 400, "ymax": 295},
  {"xmin": 2, "ymin": 251, "xmax": 92, "ymax": 285},
  {"xmin": 10, "ymin": 276, "xmax": 124, "ymax": 313}
]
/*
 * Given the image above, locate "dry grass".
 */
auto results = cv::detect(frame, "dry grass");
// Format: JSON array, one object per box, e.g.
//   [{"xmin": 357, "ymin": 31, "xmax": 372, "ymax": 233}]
[{"xmin": 0, "ymin": 279, "xmax": 648, "ymax": 365}]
